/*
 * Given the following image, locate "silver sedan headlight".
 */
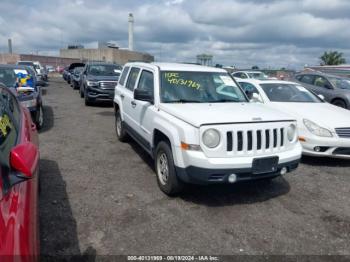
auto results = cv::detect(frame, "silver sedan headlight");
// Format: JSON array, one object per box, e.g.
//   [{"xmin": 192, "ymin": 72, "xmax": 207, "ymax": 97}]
[
  {"xmin": 287, "ymin": 124, "xmax": 297, "ymax": 142},
  {"xmin": 21, "ymin": 99, "xmax": 37, "ymax": 108},
  {"xmin": 202, "ymin": 129, "xmax": 221, "ymax": 148},
  {"xmin": 303, "ymin": 119, "xmax": 333, "ymax": 137}
]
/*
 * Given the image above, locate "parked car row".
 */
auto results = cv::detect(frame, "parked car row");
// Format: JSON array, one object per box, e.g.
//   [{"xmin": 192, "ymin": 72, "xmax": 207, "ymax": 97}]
[
  {"xmin": 62, "ymin": 62, "xmax": 122, "ymax": 106},
  {"xmin": 233, "ymin": 70, "xmax": 350, "ymax": 109}
]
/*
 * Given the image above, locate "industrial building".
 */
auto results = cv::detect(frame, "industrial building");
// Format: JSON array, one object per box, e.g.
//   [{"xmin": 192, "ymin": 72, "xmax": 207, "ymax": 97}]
[{"xmin": 59, "ymin": 46, "xmax": 154, "ymax": 65}]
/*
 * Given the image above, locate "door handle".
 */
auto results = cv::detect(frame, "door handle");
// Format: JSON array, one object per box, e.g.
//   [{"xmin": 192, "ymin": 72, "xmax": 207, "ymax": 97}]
[
  {"xmin": 120, "ymin": 94, "xmax": 125, "ymax": 99},
  {"xmin": 131, "ymin": 101, "xmax": 137, "ymax": 108}
]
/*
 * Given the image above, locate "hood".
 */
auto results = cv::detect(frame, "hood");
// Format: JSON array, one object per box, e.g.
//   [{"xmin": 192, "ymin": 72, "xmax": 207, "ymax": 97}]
[
  {"xmin": 159, "ymin": 102, "xmax": 295, "ymax": 127},
  {"xmin": 269, "ymin": 102, "xmax": 350, "ymax": 129},
  {"xmin": 87, "ymin": 75, "xmax": 119, "ymax": 81}
]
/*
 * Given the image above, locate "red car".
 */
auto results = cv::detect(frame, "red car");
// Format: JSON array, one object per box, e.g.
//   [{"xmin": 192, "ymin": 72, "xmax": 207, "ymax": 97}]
[{"xmin": 0, "ymin": 83, "xmax": 40, "ymax": 261}]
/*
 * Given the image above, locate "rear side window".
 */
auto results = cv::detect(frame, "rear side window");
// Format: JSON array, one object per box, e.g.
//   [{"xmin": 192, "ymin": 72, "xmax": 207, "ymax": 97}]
[
  {"xmin": 0, "ymin": 87, "xmax": 20, "ymax": 167},
  {"xmin": 125, "ymin": 68, "xmax": 140, "ymax": 91},
  {"xmin": 119, "ymin": 66, "xmax": 130, "ymax": 86}
]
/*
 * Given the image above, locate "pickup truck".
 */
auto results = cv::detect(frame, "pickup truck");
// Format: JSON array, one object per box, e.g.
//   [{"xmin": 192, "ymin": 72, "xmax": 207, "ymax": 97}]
[{"xmin": 114, "ymin": 62, "xmax": 302, "ymax": 195}]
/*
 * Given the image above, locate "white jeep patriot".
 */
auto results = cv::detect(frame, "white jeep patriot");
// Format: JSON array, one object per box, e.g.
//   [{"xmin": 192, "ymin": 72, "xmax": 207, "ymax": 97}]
[{"xmin": 114, "ymin": 62, "xmax": 302, "ymax": 195}]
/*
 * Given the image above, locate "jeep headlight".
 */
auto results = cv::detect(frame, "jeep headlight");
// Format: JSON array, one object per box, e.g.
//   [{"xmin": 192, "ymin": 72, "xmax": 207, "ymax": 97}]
[
  {"xmin": 87, "ymin": 80, "xmax": 99, "ymax": 86},
  {"xmin": 287, "ymin": 124, "xmax": 297, "ymax": 142},
  {"xmin": 303, "ymin": 119, "xmax": 333, "ymax": 137},
  {"xmin": 202, "ymin": 129, "xmax": 221, "ymax": 148}
]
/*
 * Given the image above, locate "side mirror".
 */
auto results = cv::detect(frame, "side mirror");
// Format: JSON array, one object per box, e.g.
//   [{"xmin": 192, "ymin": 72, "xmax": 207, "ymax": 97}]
[
  {"xmin": 134, "ymin": 89, "xmax": 153, "ymax": 103},
  {"xmin": 10, "ymin": 142, "xmax": 39, "ymax": 178},
  {"xmin": 250, "ymin": 93, "xmax": 263, "ymax": 103},
  {"xmin": 318, "ymin": 94, "xmax": 325, "ymax": 100}
]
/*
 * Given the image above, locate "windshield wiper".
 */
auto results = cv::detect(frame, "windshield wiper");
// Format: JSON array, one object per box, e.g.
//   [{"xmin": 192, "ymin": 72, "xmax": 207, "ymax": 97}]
[
  {"xmin": 208, "ymin": 99, "xmax": 240, "ymax": 103},
  {"xmin": 167, "ymin": 99, "xmax": 202, "ymax": 103}
]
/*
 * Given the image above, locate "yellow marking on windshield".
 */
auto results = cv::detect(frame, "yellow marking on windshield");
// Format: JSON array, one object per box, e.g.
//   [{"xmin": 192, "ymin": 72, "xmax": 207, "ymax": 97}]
[
  {"xmin": 0, "ymin": 114, "xmax": 12, "ymax": 137},
  {"xmin": 164, "ymin": 72, "xmax": 201, "ymax": 90}
]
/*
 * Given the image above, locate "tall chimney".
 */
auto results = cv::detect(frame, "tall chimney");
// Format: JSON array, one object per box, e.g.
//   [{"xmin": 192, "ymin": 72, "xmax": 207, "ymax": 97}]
[
  {"xmin": 8, "ymin": 38, "xmax": 12, "ymax": 54},
  {"xmin": 128, "ymin": 13, "xmax": 134, "ymax": 51}
]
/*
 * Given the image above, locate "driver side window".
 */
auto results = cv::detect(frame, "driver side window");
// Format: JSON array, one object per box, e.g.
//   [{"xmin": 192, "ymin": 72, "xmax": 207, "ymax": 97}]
[
  {"xmin": 314, "ymin": 76, "xmax": 331, "ymax": 89},
  {"xmin": 136, "ymin": 70, "xmax": 154, "ymax": 94}
]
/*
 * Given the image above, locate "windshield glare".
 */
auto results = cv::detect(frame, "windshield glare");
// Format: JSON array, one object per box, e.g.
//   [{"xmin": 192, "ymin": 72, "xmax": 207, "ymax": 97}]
[
  {"xmin": 248, "ymin": 72, "xmax": 268, "ymax": 79},
  {"xmin": 88, "ymin": 65, "xmax": 121, "ymax": 76},
  {"xmin": 328, "ymin": 77, "xmax": 350, "ymax": 90},
  {"xmin": 260, "ymin": 83, "xmax": 321, "ymax": 103},
  {"xmin": 160, "ymin": 71, "xmax": 247, "ymax": 103}
]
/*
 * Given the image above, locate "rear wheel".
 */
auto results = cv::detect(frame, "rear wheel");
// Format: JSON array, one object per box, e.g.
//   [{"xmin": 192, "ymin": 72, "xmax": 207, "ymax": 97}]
[
  {"xmin": 155, "ymin": 141, "xmax": 184, "ymax": 196},
  {"xmin": 80, "ymin": 85, "xmax": 84, "ymax": 98},
  {"xmin": 332, "ymin": 99, "xmax": 347, "ymax": 109}
]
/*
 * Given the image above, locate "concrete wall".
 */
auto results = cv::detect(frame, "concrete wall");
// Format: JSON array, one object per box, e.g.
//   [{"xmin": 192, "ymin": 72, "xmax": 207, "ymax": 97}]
[
  {"xmin": 0, "ymin": 53, "xmax": 20, "ymax": 64},
  {"xmin": 60, "ymin": 48, "xmax": 154, "ymax": 65}
]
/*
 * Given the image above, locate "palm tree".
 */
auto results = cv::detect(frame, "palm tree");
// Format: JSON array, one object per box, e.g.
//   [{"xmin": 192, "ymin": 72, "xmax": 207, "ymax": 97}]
[{"xmin": 320, "ymin": 51, "xmax": 346, "ymax": 65}]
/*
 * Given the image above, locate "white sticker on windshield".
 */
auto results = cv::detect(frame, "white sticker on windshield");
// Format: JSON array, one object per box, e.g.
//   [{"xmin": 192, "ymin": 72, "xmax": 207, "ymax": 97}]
[
  {"xmin": 14, "ymin": 69, "xmax": 27, "ymax": 75},
  {"xmin": 114, "ymin": 69, "xmax": 121, "ymax": 74},
  {"xmin": 220, "ymin": 76, "xmax": 235, "ymax": 85},
  {"xmin": 296, "ymin": 85, "xmax": 308, "ymax": 92}
]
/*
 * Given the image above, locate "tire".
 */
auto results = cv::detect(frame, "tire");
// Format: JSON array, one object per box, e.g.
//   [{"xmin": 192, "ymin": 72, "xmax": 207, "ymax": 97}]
[
  {"xmin": 80, "ymin": 85, "xmax": 84, "ymax": 98},
  {"xmin": 84, "ymin": 89, "xmax": 92, "ymax": 106},
  {"xmin": 155, "ymin": 141, "xmax": 184, "ymax": 196},
  {"xmin": 35, "ymin": 105, "xmax": 44, "ymax": 130},
  {"xmin": 332, "ymin": 99, "xmax": 347, "ymax": 109},
  {"xmin": 115, "ymin": 109, "xmax": 128, "ymax": 142}
]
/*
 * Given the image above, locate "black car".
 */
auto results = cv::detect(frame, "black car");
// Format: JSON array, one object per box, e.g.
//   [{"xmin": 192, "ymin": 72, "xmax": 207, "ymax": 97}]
[
  {"xmin": 80, "ymin": 62, "xmax": 122, "ymax": 106},
  {"xmin": 64, "ymin": 63, "xmax": 85, "ymax": 84},
  {"xmin": 0, "ymin": 64, "xmax": 44, "ymax": 129},
  {"xmin": 295, "ymin": 72, "xmax": 350, "ymax": 109},
  {"xmin": 71, "ymin": 66, "xmax": 84, "ymax": 90}
]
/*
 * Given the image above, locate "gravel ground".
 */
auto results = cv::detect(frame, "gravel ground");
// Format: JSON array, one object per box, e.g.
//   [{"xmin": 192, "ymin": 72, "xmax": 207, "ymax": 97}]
[{"xmin": 39, "ymin": 78, "xmax": 350, "ymax": 259}]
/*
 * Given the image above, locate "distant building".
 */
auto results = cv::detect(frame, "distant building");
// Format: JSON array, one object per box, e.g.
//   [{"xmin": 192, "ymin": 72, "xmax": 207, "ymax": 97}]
[
  {"xmin": 196, "ymin": 54, "xmax": 213, "ymax": 66},
  {"xmin": 60, "ymin": 46, "xmax": 154, "ymax": 65},
  {"xmin": 0, "ymin": 53, "xmax": 80, "ymax": 68}
]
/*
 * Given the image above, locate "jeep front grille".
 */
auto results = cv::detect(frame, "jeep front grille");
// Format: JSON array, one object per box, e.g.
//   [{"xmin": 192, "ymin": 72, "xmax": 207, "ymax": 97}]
[
  {"xmin": 226, "ymin": 128, "xmax": 285, "ymax": 152},
  {"xmin": 335, "ymin": 128, "xmax": 350, "ymax": 138}
]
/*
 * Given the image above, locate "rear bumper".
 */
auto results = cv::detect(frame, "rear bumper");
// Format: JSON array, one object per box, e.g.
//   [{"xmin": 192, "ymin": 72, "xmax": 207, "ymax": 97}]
[
  {"xmin": 175, "ymin": 159, "xmax": 300, "ymax": 185},
  {"xmin": 86, "ymin": 87, "xmax": 114, "ymax": 101}
]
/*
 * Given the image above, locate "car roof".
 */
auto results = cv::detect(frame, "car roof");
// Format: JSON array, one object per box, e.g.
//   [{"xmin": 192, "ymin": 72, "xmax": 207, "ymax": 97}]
[
  {"xmin": 237, "ymin": 79, "xmax": 299, "ymax": 86},
  {"xmin": 0, "ymin": 64, "xmax": 32, "ymax": 71},
  {"xmin": 124, "ymin": 62, "xmax": 227, "ymax": 73},
  {"xmin": 234, "ymin": 71, "xmax": 263, "ymax": 74}
]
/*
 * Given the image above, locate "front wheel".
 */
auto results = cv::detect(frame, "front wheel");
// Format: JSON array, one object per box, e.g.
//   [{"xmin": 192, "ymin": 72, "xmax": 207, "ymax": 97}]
[
  {"xmin": 35, "ymin": 105, "xmax": 44, "ymax": 130},
  {"xmin": 80, "ymin": 85, "xmax": 84, "ymax": 98},
  {"xmin": 332, "ymin": 99, "xmax": 347, "ymax": 109},
  {"xmin": 84, "ymin": 89, "xmax": 92, "ymax": 106},
  {"xmin": 155, "ymin": 141, "xmax": 184, "ymax": 196},
  {"xmin": 115, "ymin": 109, "xmax": 128, "ymax": 142}
]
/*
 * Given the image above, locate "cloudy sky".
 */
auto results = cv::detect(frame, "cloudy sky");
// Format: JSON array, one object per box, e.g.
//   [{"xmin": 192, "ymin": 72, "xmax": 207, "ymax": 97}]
[{"xmin": 0, "ymin": 0, "xmax": 349, "ymax": 69}]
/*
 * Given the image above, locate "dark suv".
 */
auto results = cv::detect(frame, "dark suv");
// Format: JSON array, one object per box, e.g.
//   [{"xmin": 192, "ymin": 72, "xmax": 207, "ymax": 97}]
[
  {"xmin": 295, "ymin": 72, "xmax": 350, "ymax": 109},
  {"xmin": 80, "ymin": 62, "xmax": 122, "ymax": 106}
]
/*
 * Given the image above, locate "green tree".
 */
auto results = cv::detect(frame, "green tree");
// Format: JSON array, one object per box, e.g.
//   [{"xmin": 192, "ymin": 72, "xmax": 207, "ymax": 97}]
[{"xmin": 320, "ymin": 51, "xmax": 346, "ymax": 65}]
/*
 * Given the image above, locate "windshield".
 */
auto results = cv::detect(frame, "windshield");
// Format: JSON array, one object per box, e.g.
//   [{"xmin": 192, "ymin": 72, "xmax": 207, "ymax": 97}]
[
  {"xmin": 88, "ymin": 65, "xmax": 122, "ymax": 76},
  {"xmin": 328, "ymin": 77, "xmax": 350, "ymax": 90},
  {"xmin": 18, "ymin": 62, "xmax": 33, "ymax": 66},
  {"xmin": 260, "ymin": 83, "xmax": 321, "ymax": 103},
  {"xmin": 248, "ymin": 72, "xmax": 268, "ymax": 79},
  {"xmin": 160, "ymin": 71, "xmax": 247, "ymax": 103}
]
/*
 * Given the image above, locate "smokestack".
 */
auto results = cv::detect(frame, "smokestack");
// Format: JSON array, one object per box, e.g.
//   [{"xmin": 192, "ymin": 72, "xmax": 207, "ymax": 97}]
[
  {"xmin": 8, "ymin": 39, "xmax": 12, "ymax": 54},
  {"xmin": 128, "ymin": 13, "xmax": 134, "ymax": 51}
]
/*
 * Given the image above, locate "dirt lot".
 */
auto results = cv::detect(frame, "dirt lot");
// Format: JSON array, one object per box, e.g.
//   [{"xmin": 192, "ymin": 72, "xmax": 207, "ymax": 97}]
[{"xmin": 39, "ymin": 78, "xmax": 350, "ymax": 258}]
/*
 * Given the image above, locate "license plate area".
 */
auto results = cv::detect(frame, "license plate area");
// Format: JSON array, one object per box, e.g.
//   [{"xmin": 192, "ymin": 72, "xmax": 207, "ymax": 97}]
[{"xmin": 252, "ymin": 156, "xmax": 279, "ymax": 175}]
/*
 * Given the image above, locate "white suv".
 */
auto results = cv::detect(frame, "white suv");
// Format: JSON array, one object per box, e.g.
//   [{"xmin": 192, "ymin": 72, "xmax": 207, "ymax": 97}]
[{"xmin": 114, "ymin": 62, "xmax": 302, "ymax": 195}]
